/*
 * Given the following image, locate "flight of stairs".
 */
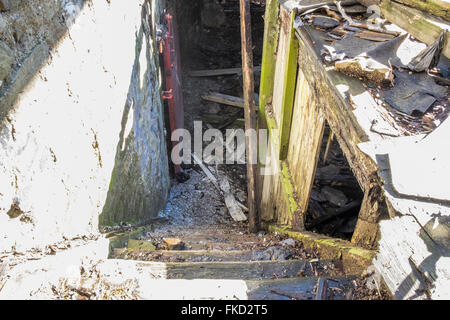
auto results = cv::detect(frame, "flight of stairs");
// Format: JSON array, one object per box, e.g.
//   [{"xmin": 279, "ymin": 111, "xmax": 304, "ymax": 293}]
[{"xmin": 108, "ymin": 230, "xmax": 356, "ymax": 300}]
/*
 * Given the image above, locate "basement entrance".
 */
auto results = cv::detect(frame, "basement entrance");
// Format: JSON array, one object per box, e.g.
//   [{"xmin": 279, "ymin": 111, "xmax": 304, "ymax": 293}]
[{"xmin": 107, "ymin": 0, "xmax": 388, "ymax": 300}]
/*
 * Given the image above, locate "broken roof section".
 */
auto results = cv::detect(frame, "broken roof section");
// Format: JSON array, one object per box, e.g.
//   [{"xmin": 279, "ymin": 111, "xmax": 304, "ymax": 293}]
[
  {"xmin": 289, "ymin": 0, "xmax": 449, "ymax": 127},
  {"xmin": 290, "ymin": 0, "xmax": 450, "ymax": 197}
]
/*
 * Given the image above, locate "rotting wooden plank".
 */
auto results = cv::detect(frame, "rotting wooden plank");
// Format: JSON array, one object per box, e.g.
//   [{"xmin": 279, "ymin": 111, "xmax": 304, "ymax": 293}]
[
  {"xmin": 272, "ymin": 6, "xmax": 291, "ymax": 130},
  {"xmin": 202, "ymin": 92, "xmax": 246, "ymax": 108},
  {"xmin": 380, "ymin": 0, "xmax": 450, "ymax": 59},
  {"xmin": 259, "ymin": 0, "xmax": 280, "ymax": 118},
  {"xmin": 259, "ymin": 133, "xmax": 281, "ymax": 222},
  {"xmin": 287, "ymin": 69, "xmax": 325, "ymax": 228},
  {"xmin": 220, "ymin": 175, "xmax": 248, "ymax": 222},
  {"xmin": 279, "ymin": 11, "xmax": 299, "ymax": 160},
  {"xmin": 192, "ymin": 153, "xmax": 220, "ymax": 190},
  {"xmin": 392, "ymin": 0, "xmax": 450, "ymax": 21},
  {"xmin": 351, "ymin": 183, "xmax": 387, "ymax": 249},
  {"xmin": 279, "ymin": 161, "xmax": 303, "ymax": 229},
  {"xmin": 293, "ymin": 26, "xmax": 386, "ymax": 248},
  {"xmin": 295, "ymin": 26, "xmax": 379, "ymax": 192},
  {"xmin": 240, "ymin": 0, "xmax": 259, "ymax": 232},
  {"xmin": 190, "ymin": 66, "xmax": 261, "ymax": 77},
  {"xmin": 192, "ymin": 153, "xmax": 247, "ymax": 222},
  {"xmin": 201, "ymin": 92, "xmax": 259, "ymax": 108}
]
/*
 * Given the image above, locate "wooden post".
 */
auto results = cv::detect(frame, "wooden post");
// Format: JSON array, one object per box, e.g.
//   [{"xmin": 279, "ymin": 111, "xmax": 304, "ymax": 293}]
[
  {"xmin": 239, "ymin": 0, "xmax": 259, "ymax": 233},
  {"xmin": 259, "ymin": 0, "xmax": 280, "ymax": 118},
  {"xmin": 279, "ymin": 12, "xmax": 299, "ymax": 160}
]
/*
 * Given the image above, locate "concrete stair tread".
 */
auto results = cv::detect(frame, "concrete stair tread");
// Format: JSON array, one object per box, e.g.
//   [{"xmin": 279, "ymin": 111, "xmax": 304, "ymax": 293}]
[
  {"xmin": 115, "ymin": 248, "xmax": 262, "ymax": 262},
  {"xmin": 102, "ymin": 258, "xmax": 343, "ymax": 280},
  {"xmin": 114, "ymin": 247, "xmax": 312, "ymax": 262}
]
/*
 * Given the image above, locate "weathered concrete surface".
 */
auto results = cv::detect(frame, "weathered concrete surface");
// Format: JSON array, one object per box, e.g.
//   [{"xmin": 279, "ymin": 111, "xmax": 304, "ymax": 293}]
[
  {"xmin": 0, "ymin": 238, "xmax": 110, "ymax": 299},
  {"xmin": 0, "ymin": 0, "xmax": 169, "ymax": 253}
]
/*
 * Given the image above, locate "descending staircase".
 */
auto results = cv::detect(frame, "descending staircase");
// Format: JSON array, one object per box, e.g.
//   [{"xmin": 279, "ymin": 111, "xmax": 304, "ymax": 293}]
[{"xmin": 108, "ymin": 229, "xmax": 357, "ymax": 300}]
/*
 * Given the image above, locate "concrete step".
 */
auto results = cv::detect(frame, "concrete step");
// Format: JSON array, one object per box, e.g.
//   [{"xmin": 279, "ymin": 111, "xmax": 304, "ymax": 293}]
[
  {"xmin": 101, "ymin": 258, "xmax": 340, "ymax": 280},
  {"xmin": 113, "ymin": 246, "xmax": 305, "ymax": 263},
  {"xmin": 115, "ymin": 248, "xmax": 263, "ymax": 262},
  {"xmin": 86, "ymin": 260, "xmax": 354, "ymax": 299}
]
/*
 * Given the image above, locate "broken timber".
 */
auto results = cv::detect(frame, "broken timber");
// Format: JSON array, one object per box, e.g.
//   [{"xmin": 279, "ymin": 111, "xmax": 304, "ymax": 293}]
[
  {"xmin": 201, "ymin": 92, "xmax": 259, "ymax": 108},
  {"xmin": 189, "ymin": 66, "xmax": 262, "ymax": 77},
  {"xmin": 192, "ymin": 153, "xmax": 247, "ymax": 222},
  {"xmin": 240, "ymin": 0, "xmax": 259, "ymax": 232},
  {"xmin": 380, "ymin": 0, "xmax": 450, "ymax": 59}
]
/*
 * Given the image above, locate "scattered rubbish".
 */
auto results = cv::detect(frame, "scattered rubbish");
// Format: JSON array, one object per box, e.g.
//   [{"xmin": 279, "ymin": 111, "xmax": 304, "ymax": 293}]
[
  {"xmin": 315, "ymin": 278, "xmax": 329, "ymax": 300},
  {"xmin": 334, "ymin": 0, "xmax": 399, "ymax": 36},
  {"xmin": 192, "ymin": 153, "xmax": 247, "ymax": 222},
  {"xmin": 251, "ymin": 246, "xmax": 291, "ymax": 261},
  {"xmin": 312, "ymin": 16, "xmax": 340, "ymax": 29},
  {"xmin": 383, "ymin": 70, "xmax": 447, "ymax": 114},
  {"xmin": 280, "ymin": 238, "xmax": 296, "ymax": 247},
  {"xmin": 407, "ymin": 30, "xmax": 446, "ymax": 73},
  {"xmin": 334, "ymin": 57, "xmax": 393, "ymax": 87},
  {"xmin": 354, "ymin": 30, "xmax": 395, "ymax": 42},
  {"xmin": 321, "ymin": 186, "xmax": 348, "ymax": 207}
]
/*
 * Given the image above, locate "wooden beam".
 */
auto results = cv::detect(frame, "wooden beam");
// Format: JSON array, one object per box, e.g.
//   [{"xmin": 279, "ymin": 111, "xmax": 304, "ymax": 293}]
[
  {"xmin": 258, "ymin": 0, "xmax": 280, "ymax": 118},
  {"xmin": 189, "ymin": 66, "xmax": 262, "ymax": 77},
  {"xmin": 380, "ymin": 0, "xmax": 450, "ymax": 59},
  {"xmin": 240, "ymin": 0, "xmax": 259, "ymax": 233},
  {"xmin": 352, "ymin": 184, "xmax": 387, "ymax": 249},
  {"xmin": 279, "ymin": 12, "xmax": 299, "ymax": 160},
  {"xmin": 392, "ymin": 0, "xmax": 450, "ymax": 21},
  {"xmin": 201, "ymin": 92, "xmax": 259, "ymax": 108}
]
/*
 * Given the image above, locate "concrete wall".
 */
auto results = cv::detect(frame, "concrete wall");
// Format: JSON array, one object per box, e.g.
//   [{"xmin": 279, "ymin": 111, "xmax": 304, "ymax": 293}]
[{"xmin": 0, "ymin": 0, "xmax": 170, "ymax": 253}]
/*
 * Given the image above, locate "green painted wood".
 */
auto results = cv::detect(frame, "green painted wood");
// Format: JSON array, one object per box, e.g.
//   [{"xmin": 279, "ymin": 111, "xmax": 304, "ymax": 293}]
[
  {"xmin": 279, "ymin": 12, "xmax": 299, "ymax": 160},
  {"xmin": 258, "ymin": 0, "xmax": 280, "ymax": 118},
  {"xmin": 258, "ymin": 0, "xmax": 280, "ymax": 170}
]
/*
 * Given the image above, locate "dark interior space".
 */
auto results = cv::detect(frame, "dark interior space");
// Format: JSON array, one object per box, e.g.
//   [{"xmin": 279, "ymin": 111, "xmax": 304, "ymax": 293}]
[
  {"xmin": 305, "ymin": 124, "xmax": 364, "ymax": 240},
  {"xmin": 170, "ymin": 0, "xmax": 266, "ymax": 188}
]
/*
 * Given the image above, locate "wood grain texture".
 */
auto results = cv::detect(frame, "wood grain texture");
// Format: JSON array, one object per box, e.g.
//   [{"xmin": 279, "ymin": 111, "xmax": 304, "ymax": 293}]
[
  {"xmin": 240, "ymin": 0, "xmax": 259, "ymax": 232},
  {"xmin": 279, "ymin": 12, "xmax": 299, "ymax": 160},
  {"xmin": 391, "ymin": 0, "xmax": 450, "ymax": 20},
  {"xmin": 272, "ymin": 6, "xmax": 292, "ymax": 130},
  {"xmin": 287, "ymin": 69, "xmax": 325, "ymax": 228},
  {"xmin": 380, "ymin": 0, "xmax": 450, "ymax": 59}
]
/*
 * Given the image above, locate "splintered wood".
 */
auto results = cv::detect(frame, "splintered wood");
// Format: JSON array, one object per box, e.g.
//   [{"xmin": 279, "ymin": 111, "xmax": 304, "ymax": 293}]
[{"xmin": 192, "ymin": 153, "xmax": 247, "ymax": 222}]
